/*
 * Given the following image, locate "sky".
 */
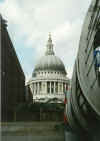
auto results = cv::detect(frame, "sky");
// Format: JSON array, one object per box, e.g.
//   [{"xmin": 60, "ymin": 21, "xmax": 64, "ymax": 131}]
[{"xmin": 0, "ymin": 0, "xmax": 91, "ymax": 81}]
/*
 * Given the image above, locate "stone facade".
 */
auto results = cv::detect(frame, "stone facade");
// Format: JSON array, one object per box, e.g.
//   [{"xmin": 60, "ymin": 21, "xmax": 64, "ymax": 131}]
[{"xmin": 27, "ymin": 72, "xmax": 69, "ymax": 102}]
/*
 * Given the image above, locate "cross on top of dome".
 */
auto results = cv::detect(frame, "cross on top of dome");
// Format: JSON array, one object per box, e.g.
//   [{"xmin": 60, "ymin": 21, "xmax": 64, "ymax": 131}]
[{"xmin": 45, "ymin": 33, "xmax": 55, "ymax": 56}]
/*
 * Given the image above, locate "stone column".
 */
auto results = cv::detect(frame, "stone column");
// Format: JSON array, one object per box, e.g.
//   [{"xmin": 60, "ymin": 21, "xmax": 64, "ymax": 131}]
[
  {"xmin": 33, "ymin": 83, "xmax": 34, "ymax": 95},
  {"xmin": 37, "ymin": 82, "xmax": 38, "ymax": 94},
  {"xmin": 62, "ymin": 82, "xmax": 63, "ymax": 94},
  {"xmin": 58, "ymin": 82, "xmax": 60, "ymax": 94},
  {"xmin": 50, "ymin": 82, "xmax": 51, "ymax": 94},
  {"xmin": 42, "ymin": 82, "xmax": 45, "ymax": 94},
  {"xmin": 39, "ymin": 82, "xmax": 41, "ymax": 94},
  {"xmin": 38, "ymin": 82, "xmax": 39, "ymax": 94},
  {"xmin": 60, "ymin": 82, "xmax": 62, "ymax": 93},
  {"xmin": 35, "ymin": 83, "xmax": 36, "ymax": 95},
  {"xmin": 34, "ymin": 83, "xmax": 36, "ymax": 95},
  {"xmin": 54, "ymin": 82, "xmax": 56, "ymax": 94},
  {"xmin": 36, "ymin": 83, "xmax": 38, "ymax": 94},
  {"xmin": 41, "ymin": 82, "xmax": 43, "ymax": 94},
  {"xmin": 63, "ymin": 83, "xmax": 64, "ymax": 93},
  {"xmin": 56, "ymin": 82, "xmax": 58, "ymax": 94},
  {"xmin": 45, "ymin": 82, "xmax": 47, "ymax": 94}
]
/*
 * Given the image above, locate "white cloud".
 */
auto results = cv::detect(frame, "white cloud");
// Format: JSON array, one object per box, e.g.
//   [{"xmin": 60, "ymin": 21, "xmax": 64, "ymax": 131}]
[{"xmin": 0, "ymin": 0, "xmax": 91, "ymax": 80}]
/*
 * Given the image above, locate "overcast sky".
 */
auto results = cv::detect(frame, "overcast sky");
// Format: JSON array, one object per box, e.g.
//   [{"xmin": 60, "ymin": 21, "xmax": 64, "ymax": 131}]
[{"xmin": 0, "ymin": 0, "xmax": 91, "ymax": 81}]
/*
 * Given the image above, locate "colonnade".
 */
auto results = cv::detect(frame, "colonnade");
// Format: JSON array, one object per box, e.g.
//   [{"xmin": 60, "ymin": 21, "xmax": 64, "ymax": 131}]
[{"xmin": 31, "ymin": 81, "xmax": 68, "ymax": 95}]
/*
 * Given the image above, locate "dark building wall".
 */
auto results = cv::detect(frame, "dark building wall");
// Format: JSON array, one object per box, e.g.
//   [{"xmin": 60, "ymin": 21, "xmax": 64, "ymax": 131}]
[
  {"xmin": 25, "ymin": 85, "xmax": 33, "ymax": 104},
  {"xmin": 15, "ymin": 110, "xmax": 64, "ymax": 121},
  {"xmin": 0, "ymin": 15, "xmax": 26, "ymax": 121}
]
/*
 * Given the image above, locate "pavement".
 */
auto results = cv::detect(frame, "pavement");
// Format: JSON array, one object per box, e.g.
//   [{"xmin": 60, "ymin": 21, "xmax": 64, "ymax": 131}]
[
  {"xmin": 1, "ymin": 122, "xmax": 65, "ymax": 141},
  {"xmin": 1, "ymin": 135, "xmax": 64, "ymax": 141}
]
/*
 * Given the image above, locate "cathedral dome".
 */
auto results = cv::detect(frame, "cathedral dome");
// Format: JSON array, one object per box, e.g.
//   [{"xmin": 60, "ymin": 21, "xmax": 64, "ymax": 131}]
[
  {"xmin": 33, "ymin": 33, "xmax": 66, "ymax": 75},
  {"xmin": 27, "ymin": 33, "xmax": 69, "ymax": 103},
  {"xmin": 34, "ymin": 55, "xmax": 66, "ymax": 73}
]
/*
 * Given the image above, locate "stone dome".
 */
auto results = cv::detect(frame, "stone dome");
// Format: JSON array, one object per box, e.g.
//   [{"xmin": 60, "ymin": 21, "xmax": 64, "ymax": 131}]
[
  {"xmin": 33, "ymin": 33, "xmax": 66, "ymax": 75},
  {"xmin": 34, "ymin": 55, "xmax": 66, "ymax": 73}
]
